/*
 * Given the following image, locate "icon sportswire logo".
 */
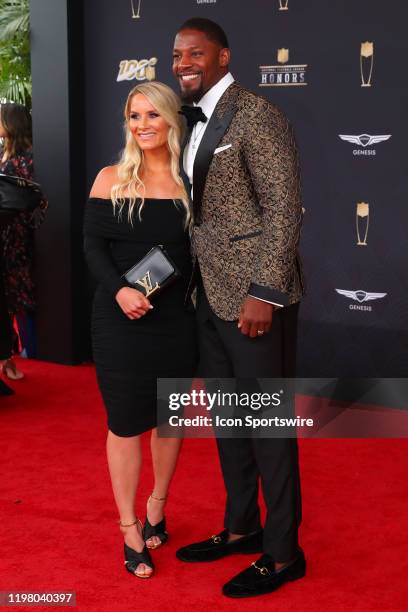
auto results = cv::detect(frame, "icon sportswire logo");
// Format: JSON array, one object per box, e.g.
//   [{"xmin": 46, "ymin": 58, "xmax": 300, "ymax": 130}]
[
  {"xmin": 338, "ymin": 133, "xmax": 391, "ymax": 156},
  {"xmin": 335, "ymin": 289, "xmax": 387, "ymax": 312}
]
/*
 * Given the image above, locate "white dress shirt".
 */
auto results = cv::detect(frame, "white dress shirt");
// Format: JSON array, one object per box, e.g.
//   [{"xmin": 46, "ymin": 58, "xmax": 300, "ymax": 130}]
[{"xmin": 183, "ymin": 72, "xmax": 235, "ymax": 187}]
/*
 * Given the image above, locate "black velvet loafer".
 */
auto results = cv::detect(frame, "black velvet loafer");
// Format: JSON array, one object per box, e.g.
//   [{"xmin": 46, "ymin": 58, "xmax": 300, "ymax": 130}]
[
  {"xmin": 176, "ymin": 529, "xmax": 263, "ymax": 562},
  {"xmin": 222, "ymin": 549, "xmax": 306, "ymax": 598}
]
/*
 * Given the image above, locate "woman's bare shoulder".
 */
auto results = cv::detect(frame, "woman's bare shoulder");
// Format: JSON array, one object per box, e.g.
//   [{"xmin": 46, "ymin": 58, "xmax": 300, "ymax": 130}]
[{"xmin": 89, "ymin": 165, "xmax": 119, "ymax": 199}]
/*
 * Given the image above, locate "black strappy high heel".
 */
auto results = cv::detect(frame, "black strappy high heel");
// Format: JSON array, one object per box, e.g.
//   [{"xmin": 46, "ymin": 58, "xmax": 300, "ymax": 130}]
[
  {"xmin": 120, "ymin": 518, "xmax": 154, "ymax": 578},
  {"xmin": 143, "ymin": 494, "xmax": 169, "ymax": 549}
]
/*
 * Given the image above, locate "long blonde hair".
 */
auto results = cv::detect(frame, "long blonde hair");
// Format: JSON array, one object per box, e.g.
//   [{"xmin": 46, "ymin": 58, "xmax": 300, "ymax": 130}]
[{"xmin": 111, "ymin": 81, "xmax": 190, "ymax": 225}]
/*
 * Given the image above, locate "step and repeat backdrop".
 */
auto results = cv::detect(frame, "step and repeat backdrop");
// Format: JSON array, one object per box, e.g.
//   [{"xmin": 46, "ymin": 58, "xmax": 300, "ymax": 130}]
[{"xmin": 83, "ymin": 0, "xmax": 408, "ymax": 376}]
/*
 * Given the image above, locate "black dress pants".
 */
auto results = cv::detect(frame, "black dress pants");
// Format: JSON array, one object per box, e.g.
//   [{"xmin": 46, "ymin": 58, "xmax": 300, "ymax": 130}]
[{"xmin": 196, "ymin": 285, "xmax": 302, "ymax": 562}]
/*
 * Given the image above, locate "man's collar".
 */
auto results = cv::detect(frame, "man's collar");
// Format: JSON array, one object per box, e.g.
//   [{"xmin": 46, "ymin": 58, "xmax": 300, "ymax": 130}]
[{"xmin": 194, "ymin": 72, "xmax": 235, "ymax": 119}]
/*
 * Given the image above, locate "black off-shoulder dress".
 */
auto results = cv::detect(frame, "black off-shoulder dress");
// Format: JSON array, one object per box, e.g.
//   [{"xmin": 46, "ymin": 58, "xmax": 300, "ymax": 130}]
[{"xmin": 83, "ymin": 198, "xmax": 197, "ymax": 436}]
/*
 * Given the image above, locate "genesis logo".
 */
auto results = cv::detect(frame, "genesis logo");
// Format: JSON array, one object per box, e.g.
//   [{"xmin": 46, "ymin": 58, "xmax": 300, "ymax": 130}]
[
  {"xmin": 335, "ymin": 289, "xmax": 387, "ymax": 312},
  {"xmin": 338, "ymin": 133, "xmax": 391, "ymax": 156}
]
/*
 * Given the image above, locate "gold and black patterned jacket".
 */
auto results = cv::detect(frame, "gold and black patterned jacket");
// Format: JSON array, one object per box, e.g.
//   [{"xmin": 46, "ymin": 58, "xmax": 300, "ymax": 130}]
[{"xmin": 184, "ymin": 82, "xmax": 304, "ymax": 321}]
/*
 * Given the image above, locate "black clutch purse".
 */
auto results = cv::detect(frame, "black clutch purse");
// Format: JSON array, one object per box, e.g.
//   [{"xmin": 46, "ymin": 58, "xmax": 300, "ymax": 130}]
[
  {"xmin": 122, "ymin": 245, "xmax": 180, "ymax": 299},
  {"xmin": 0, "ymin": 173, "xmax": 44, "ymax": 213}
]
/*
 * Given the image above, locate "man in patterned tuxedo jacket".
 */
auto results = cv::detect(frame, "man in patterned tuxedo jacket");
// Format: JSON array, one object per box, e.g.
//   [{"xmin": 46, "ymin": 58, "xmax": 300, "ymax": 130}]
[{"xmin": 172, "ymin": 18, "xmax": 306, "ymax": 598}]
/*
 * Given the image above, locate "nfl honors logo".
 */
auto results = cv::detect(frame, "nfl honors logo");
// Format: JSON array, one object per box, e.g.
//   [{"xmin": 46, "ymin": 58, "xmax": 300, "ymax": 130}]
[{"xmin": 259, "ymin": 49, "xmax": 308, "ymax": 87}]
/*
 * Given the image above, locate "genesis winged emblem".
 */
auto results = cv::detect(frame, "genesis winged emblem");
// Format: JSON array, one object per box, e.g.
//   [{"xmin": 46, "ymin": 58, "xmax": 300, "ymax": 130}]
[
  {"xmin": 335, "ymin": 289, "xmax": 387, "ymax": 303},
  {"xmin": 338, "ymin": 134, "xmax": 391, "ymax": 147}
]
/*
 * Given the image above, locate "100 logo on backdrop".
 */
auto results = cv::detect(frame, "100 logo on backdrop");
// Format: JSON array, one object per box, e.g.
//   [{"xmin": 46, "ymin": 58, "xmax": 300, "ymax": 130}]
[{"xmin": 117, "ymin": 58, "xmax": 158, "ymax": 82}]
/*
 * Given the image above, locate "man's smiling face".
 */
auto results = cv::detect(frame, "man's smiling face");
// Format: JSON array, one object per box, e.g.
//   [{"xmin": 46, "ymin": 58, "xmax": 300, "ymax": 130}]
[{"xmin": 172, "ymin": 29, "xmax": 230, "ymax": 103}]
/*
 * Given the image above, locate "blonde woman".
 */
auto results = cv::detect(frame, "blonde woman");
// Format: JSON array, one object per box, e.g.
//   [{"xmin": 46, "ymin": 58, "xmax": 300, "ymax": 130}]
[{"xmin": 84, "ymin": 82, "xmax": 197, "ymax": 578}]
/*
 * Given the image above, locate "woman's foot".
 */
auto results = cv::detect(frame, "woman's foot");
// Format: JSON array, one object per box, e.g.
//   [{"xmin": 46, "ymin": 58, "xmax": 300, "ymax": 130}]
[
  {"xmin": 120, "ymin": 518, "xmax": 154, "ymax": 578},
  {"xmin": 144, "ymin": 494, "xmax": 168, "ymax": 549},
  {"xmin": 2, "ymin": 358, "xmax": 24, "ymax": 380}
]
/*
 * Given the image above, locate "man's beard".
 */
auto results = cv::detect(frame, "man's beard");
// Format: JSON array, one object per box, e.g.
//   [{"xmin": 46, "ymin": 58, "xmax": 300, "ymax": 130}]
[{"xmin": 180, "ymin": 85, "xmax": 205, "ymax": 105}]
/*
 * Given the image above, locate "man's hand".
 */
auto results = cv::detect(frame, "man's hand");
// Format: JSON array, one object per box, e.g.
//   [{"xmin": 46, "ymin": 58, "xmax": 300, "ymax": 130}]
[
  {"xmin": 238, "ymin": 296, "xmax": 273, "ymax": 338},
  {"xmin": 115, "ymin": 287, "xmax": 153, "ymax": 320}
]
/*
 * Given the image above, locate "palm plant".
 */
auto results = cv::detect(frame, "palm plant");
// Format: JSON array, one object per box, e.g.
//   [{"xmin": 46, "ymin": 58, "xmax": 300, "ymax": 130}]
[{"xmin": 0, "ymin": 0, "xmax": 31, "ymax": 108}]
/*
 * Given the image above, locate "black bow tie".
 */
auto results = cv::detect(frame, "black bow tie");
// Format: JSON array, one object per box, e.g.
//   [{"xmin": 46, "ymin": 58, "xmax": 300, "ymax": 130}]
[{"xmin": 179, "ymin": 105, "xmax": 208, "ymax": 129}]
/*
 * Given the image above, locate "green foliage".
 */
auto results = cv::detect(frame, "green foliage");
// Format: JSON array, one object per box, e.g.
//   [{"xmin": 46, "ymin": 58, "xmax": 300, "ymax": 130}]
[{"xmin": 0, "ymin": 0, "xmax": 31, "ymax": 108}]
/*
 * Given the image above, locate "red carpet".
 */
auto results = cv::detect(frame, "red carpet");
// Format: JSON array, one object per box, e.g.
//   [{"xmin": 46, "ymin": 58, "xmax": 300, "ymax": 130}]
[{"xmin": 0, "ymin": 359, "xmax": 407, "ymax": 611}]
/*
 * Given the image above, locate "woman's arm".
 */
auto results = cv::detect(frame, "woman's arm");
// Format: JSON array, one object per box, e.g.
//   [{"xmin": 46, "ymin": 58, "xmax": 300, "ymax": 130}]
[
  {"xmin": 85, "ymin": 166, "xmax": 127, "ymax": 295},
  {"xmin": 84, "ymin": 167, "xmax": 152, "ymax": 318},
  {"xmin": 83, "ymin": 230, "xmax": 127, "ymax": 297},
  {"xmin": 84, "ymin": 222, "xmax": 152, "ymax": 319}
]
